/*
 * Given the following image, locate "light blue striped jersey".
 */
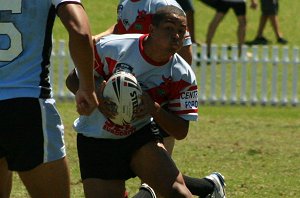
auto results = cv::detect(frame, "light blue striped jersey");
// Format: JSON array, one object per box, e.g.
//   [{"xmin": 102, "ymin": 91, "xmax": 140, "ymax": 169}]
[{"xmin": 0, "ymin": 0, "xmax": 80, "ymax": 100}]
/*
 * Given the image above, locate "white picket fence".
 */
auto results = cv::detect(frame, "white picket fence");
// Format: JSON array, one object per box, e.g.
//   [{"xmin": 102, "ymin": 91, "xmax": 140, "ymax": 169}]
[{"xmin": 50, "ymin": 40, "xmax": 300, "ymax": 106}]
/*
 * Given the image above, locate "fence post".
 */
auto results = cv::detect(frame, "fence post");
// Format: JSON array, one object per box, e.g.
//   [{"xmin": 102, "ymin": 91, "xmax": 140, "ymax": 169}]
[
  {"xmin": 220, "ymin": 45, "xmax": 228, "ymax": 104},
  {"xmin": 281, "ymin": 47, "xmax": 289, "ymax": 105},
  {"xmin": 250, "ymin": 46, "xmax": 259, "ymax": 105},
  {"xmin": 240, "ymin": 45, "xmax": 248, "ymax": 105},
  {"xmin": 192, "ymin": 43, "xmax": 199, "ymax": 69},
  {"xmin": 261, "ymin": 46, "xmax": 269, "ymax": 105},
  {"xmin": 291, "ymin": 47, "xmax": 299, "ymax": 106},
  {"xmin": 230, "ymin": 45, "xmax": 238, "ymax": 104},
  {"xmin": 199, "ymin": 44, "xmax": 208, "ymax": 103},
  {"xmin": 271, "ymin": 46, "xmax": 279, "ymax": 105},
  {"xmin": 209, "ymin": 44, "xmax": 218, "ymax": 104},
  {"xmin": 57, "ymin": 40, "xmax": 66, "ymax": 99}
]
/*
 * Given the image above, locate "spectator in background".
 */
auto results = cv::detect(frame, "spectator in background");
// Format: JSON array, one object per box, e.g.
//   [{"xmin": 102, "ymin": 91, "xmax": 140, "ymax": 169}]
[
  {"xmin": 246, "ymin": 0, "xmax": 288, "ymax": 45},
  {"xmin": 0, "ymin": 1, "xmax": 98, "ymax": 198},
  {"xmin": 205, "ymin": 0, "xmax": 257, "ymax": 57},
  {"xmin": 176, "ymin": 0, "xmax": 200, "ymax": 44}
]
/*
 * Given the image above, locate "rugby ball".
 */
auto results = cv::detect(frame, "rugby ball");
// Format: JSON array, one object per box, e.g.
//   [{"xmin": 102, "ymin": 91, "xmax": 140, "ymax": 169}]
[{"xmin": 103, "ymin": 71, "xmax": 142, "ymax": 125}]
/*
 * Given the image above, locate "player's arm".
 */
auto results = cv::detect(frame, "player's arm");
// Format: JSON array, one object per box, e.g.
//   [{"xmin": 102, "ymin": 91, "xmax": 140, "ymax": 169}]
[
  {"xmin": 139, "ymin": 93, "xmax": 189, "ymax": 140},
  {"xmin": 66, "ymin": 69, "xmax": 117, "ymax": 119},
  {"xmin": 93, "ymin": 24, "xmax": 117, "ymax": 43},
  {"xmin": 57, "ymin": 3, "xmax": 98, "ymax": 115},
  {"xmin": 250, "ymin": 0, "xmax": 258, "ymax": 9}
]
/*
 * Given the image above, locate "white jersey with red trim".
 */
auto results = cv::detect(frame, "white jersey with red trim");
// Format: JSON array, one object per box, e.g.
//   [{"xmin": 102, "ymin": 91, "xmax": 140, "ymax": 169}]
[
  {"xmin": 73, "ymin": 34, "xmax": 198, "ymax": 139},
  {"xmin": 115, "ymin": 0, "xmax": 192, "ymax": 46}
]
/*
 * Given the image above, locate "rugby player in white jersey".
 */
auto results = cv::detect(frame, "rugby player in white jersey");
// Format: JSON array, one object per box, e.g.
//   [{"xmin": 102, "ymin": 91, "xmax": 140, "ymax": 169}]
[
  {"xmin": 67, "ymin": 5, "xmax": 226, "ymax": 198},
  {"xmin": 92, "ymin": 1, "xmax": 226, "ymax": 197},
  {"xmin": 0, "ymin": 1, "xmax": 98, "ymax": 197}
]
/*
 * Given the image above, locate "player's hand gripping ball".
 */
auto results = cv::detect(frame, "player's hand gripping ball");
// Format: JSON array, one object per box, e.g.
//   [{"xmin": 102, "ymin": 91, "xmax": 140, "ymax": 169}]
[{"xmin": 103, "ymin": 71, "xmax": 142, "ymax": 125}]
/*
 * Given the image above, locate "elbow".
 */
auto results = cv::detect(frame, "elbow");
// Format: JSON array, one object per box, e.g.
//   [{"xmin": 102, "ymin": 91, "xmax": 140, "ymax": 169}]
[
  {"xmin": 175, "ymin": 129, "xmax": 188, "ymax": 140},
  {"xmin": 170, "ymin": 119, "xmax": 190, "ymax": 140},
  {"xmin": 173, "ymin": 123, "xmax": 189, "ymax": 140}
]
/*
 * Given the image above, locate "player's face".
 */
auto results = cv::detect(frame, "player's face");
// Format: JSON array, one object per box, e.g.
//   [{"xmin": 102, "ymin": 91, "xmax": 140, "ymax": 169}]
[{"xmin": 151, "ymin": 14, "xmax": 187, "ymax": 54}]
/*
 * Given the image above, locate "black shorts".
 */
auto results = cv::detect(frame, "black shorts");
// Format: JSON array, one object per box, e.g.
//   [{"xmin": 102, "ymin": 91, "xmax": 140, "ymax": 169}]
[
  {"xmin": 77, "ymin": 122, "xmax": 161, "ymax": 180},
  {"xmin": 261, "ymin": 0, "xmax": 278, "ymax": 15},
  {"xmin": 0, "ymin": 98, "xmax": 65, "ymax": 171},
  {"xmin": 216, "ymin": 1, "xmax": 246, "ymax": 16},
  {"xmin": 176, "ymin": 0, "xmax": 195, "ymax": 12}
]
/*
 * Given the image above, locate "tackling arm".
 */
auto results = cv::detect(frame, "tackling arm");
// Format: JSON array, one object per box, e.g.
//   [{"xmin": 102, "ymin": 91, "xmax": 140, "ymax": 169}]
[
  {"xmin": 93, "ymin": 24, "xmax": 117, "ymax": 43},
  {"xmin": 58, "ymin": 3, "xmax": 98, "ymax": 115}
]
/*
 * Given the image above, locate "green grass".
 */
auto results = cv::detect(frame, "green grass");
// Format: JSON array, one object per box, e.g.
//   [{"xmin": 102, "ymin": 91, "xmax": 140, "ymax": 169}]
[
  {"xmin": 11, "ymin": 103, "xmax": 300, "ymax": 197},
  {"xmin": 10, "ymin": 0, "xmax": 300, "ymax": 197}
]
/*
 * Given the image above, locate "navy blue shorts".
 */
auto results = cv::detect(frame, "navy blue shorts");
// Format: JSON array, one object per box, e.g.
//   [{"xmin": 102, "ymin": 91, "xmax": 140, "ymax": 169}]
[
  {"xmin": 261, "ymin": 0, "xmax": 278, "ymax": 15},
  {"xmin": 176, "ymin": 0, "xmax": 195, "ymax": 12},
  {"xmin": 0, "ymin": 98, "xmax": 65, "ymax": 171},
  {"xmin": 77, "ymin": 122, "xmax": 161, "ymax": 180},
  {"xmin": 216, "ymin": 1, "xmax": 246, "ymax": 16}
]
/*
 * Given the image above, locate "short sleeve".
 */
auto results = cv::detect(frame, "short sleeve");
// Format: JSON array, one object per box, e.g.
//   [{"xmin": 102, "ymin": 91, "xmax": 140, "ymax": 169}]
[{"xmin": 52, "ymin": 0, "xmax": 81, "ymax": 8}]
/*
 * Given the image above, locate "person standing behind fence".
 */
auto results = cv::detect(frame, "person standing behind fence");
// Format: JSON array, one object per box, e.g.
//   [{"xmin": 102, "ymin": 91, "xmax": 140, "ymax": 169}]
[
  {"xmin": 205, "ymin": 0, "xmax": 257, "ymax": 57},
  {"xmin": 176, "ymin": 0, "xmax": 200, "ymax": 45},
  {"xmin": 246, "ymin": 0, "xmax": 288, "ymax": 45},
  {"xmin": 0, "ymin": 1, "xmax": 98, "ymax": 197}
]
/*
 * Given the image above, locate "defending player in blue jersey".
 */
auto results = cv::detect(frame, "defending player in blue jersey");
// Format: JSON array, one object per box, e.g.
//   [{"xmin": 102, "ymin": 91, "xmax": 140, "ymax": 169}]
[{"xmin": 0, "ymin": 1, "xmax": 98, "ymax": 197}]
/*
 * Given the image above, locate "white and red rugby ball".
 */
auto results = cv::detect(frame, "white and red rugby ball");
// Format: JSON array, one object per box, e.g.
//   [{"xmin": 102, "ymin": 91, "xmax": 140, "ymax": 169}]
[{"xmin": 103, "ymin": 71, "xmax": 142, "ymax": 125}]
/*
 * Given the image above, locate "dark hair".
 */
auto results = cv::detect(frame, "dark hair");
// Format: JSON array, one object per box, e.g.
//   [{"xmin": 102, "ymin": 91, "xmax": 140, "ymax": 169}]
[{"xmin": 152, "ymin": 5, "xmax": 186, "ymax": 27}]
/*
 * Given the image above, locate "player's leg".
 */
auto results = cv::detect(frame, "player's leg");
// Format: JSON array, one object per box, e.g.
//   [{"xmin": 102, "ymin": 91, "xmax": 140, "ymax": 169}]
[
  {"xmin": 83, "ymin": 179, "xmax": 125, "ymax": 198},
  {"xmin": 256, "ymin": 15, "xmax": 268, "ymax": 38},
  {"xmin": 232, "ymin": 2, "xmax": 247, "ymax": 56},
  {"xmin": 156, "ymin": 139, "xmax": 217, "ymax": 198},
  {"xmin": 236, "ymin": 15, "xmax": 246, "ymax": 56},
  {"xmin": 268, "ymin": 0, "xmax": 286, "ymax": 43},
  {"xmin": 0, "ymin": 158, "xmax": 12, "ymax": 198},
  {"xmin": 3, "ymin": 98, "xmax": 70, "ymax": 198},
  {"xmin": 176, "ymin": 0, "xmax": 197, "ymax": 44},
  {"xmin": 131, "ymin": 141, "xmax": 192, "ymax": 198},
  {"xmin": 18, "ymin": 158, "xmax": 70, "ymax": 198},
  {"xmin": 269, "ymin": 15, "xmax": 281, "ymax": 39},
  {"xmin": 152, "ymin": 121, "xmax": 217, "ymax": 197},
  {"xmin": 206, "ymin": 12, "xmax": 225, "ymax": 57},
  {"xmin": 77, "ymin": 133, "xmax": 130, "ymax": 198},
  {"xmin": 161, "ymin": 136, "xmax": 175, "ymax": 156}
]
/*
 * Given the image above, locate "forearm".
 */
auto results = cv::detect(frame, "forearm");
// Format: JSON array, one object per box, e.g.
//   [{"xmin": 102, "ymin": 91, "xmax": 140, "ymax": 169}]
[
  {"xmin": 150, "ymin": 103, "xmax": 189, "ymax": 140},
  {"xmin": 93, "ymin": 24, "xmax": 116, "ymax": 43},
  {"xmin": 58, "ymin": 3, "xmax": 95, "ymax": 92}
]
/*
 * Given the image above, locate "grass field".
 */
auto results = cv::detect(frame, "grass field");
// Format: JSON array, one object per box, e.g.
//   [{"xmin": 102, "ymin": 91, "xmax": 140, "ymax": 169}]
[{"xmin": 10, "ymin": 0, "xmax": 300, "ymax": 197}]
